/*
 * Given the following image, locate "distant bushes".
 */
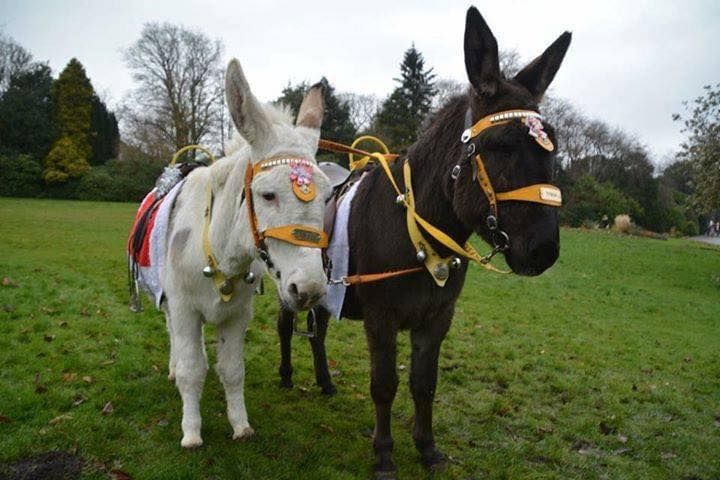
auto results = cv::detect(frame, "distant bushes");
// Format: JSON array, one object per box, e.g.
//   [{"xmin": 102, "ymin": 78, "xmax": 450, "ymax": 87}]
[
  {"xmin": 0, "ymin": 152, "xmax": 165, "ymax": 202},
  {"xmin": 561, "ymin": 175, "xmax": 643, "ymax": 227}
]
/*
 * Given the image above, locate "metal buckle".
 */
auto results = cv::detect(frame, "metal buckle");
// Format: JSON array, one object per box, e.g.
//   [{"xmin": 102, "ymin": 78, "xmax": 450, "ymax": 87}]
[
  {"xmin": 486, "ymin": 215, "xmax": 498, "ymax": 231},
  {"xmin": 466, "ymin": 143, "xmax": 476, "ymax": 157},
  {"xmin": 491, "ymin": 230, "xmax": 510, "ymax": 251},
  {"xmin": 451, "ymin": 165, "xmax": 461, "ymax": 180},
  {"xmin": 461, "ymin": 129, "xmax": 472, "ymax": 143}
]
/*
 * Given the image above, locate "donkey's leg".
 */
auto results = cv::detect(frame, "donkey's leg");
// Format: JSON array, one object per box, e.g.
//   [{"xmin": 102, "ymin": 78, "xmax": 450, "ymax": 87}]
[
  {"xmin": 409, "ymin": 313, "xmax": 452, "ymax": 470},
  {"xmin": 307, "ymin": 307, "xmax": 336, "ymax": 395},
  {"xmin": 216, "ymin": 307, "xmax": 254, "ymax": 441},
  {"xmin": 364, "ymin": 312, "xmax": 399, "ymax": 478},
  {"xmin": 171, "ymin": 307, "xmax": 208, "ymax": 448},
  {"xmin": 162, "ymin": 301, "xmax": 177, "ymax": 381},
  {"xmin": 277, "ymin": 302, "xmax": 294, "ymax": 389}
]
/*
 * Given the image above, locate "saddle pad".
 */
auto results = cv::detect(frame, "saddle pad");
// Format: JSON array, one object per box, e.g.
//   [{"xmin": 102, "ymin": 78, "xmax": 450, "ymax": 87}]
[
  {"xmin": 324, "ymin": 173, "xmax": 365, "ymax": 320},
  {"xmin": 128, "ymin": 180, "xmax": 185, "ymax": 309}
]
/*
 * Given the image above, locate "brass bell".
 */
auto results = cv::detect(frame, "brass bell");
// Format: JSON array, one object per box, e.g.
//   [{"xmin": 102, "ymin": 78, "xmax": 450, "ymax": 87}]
[
  {"xmin": 202, "ymin": 266, "xmax": 215, "ymax": 278},
  {"xmin": 434, "ymin": 263, "xmax": 449, "ymax": 281},
  {"xmin": 450, "ymin": 257, "xmax": 462, "ymax": 269},
  {"xmin": 219, "ymin": 280, "xmax": 234, "ymax": 296},
  {"xmin": 416, "ymin": 249, "xmax": 427, "ymax": 262},
  {"xmin": 243, "ymin": 271, "xmax": 256, "ymax": 284},
  {"xmin": 395, "ymin": 194, "xmax": 405, "ymax": 205}
]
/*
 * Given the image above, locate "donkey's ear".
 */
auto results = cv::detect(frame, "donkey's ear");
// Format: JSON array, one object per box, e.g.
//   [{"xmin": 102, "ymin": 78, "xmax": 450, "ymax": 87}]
[
  {"xmin": 514, "ymin": 32, "xmax": 572, "ymax": 98},
  {"xmin": 225, "ymin": 58, "xmax": 271, "ymax": 146},
  {"xmin": 464, "ymin": 7, "xmax": 500, "ymax": 97},
  {"xmin": 296, "ymin": 82, "xmax": 324, "ymax": 130}
]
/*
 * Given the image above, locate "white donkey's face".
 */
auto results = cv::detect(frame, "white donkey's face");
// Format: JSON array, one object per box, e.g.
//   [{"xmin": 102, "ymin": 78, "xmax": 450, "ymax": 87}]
[{"xmin": 225, "ymin": 59, "xmax": 332, "ymax": 311}]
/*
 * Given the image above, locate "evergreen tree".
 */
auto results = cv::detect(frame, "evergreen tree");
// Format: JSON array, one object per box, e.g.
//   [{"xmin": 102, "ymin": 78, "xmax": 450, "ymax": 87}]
[
  {"xmin": 375, "ymin": 44, "xmax": 437, "ymax": 149},
  {"xmin": 0, "ymin": 63, "xmax": 56, "ymax": 157},
  {"xmin": 89, "ymin": 95, "xmax": 119, "ymax": 165},
  {"xmin": 44, "ymin": 58, "xmax": 93, "ymax": 182},
  {"xmin": 276, "ymin": 78, "xmax": 356, "ymax": 166},
  {"xmin": 276, "ymin": 78, "xmax": 356, "ymax": 145}
]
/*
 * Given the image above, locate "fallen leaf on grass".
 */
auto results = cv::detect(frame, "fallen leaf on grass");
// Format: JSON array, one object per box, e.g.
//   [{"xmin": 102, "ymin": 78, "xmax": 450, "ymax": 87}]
[
  {"xmin": 536, "ymin": 426, "xmax": 554, "ymax": 436},
  {"xmin": 617, "ymin": 434, "xmax": 628, "ymax": 443},
  {"xmin": 82, "ymin": 376, "xmax": 93, "ymax": 384},
  {"xmin": 59, "ymin": 321, "xmax": 68, "ymax": 328},
  {"xmin": 2, "ymin": 277, "xmax": 18, "ymax": 287},
  {"xmin": 353, "ymin": 392, "xmax": 366, "ymax": 400},
  {"xmin": 49, "ymin": 414, "xmax": 73, "ymax": 425},
  {"xmin": 328, "ymin": 359, "xmax": 338, "ymax": 368},
  {"xmin": 330, "ymin": 369, "xmax": 341, "ymax": 377},
  {"xmin": 109, "ymin": 468, "xmax": 133, "ymax": 480},
  {"xmin": 62, "ymin": 372, "xmax": 77, "ymax": 383},
  {"xmin": 0, "ymin": 415, "xmax": 11, "ymax": 423},
  {"xmin": 398, "ymin": 364, "xmax": 406, "ymax": 371},
  {"xmin": 72, "ymin": 394, "xmax": 86, "ymax": 407},
  {"xmin": 44, "ymin": 334, "xmax": 56, "ymax": 342},
  {"xmin": 319, "ymin": 423, "xmax": 334, "ymax": 433},
  {"xmin": 20, "ymin": 327, "xmax": 30, "ymax": 334},
  {"xmin": 101, "ymin": 402, "xmax": 114, "ymax": 415},
  {"xmin": 661, "ymin": 452, "xmax": 677, "ymax": 460},
  {"xmin": 101, "ymin": 360, "xmax": 115, "ymax": 366}
]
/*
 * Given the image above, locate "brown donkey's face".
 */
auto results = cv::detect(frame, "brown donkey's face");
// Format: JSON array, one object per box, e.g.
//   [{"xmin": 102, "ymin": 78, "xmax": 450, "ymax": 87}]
[{"xmin": 453, "ymin": 8, "xmax": 571, "ymax": 276}]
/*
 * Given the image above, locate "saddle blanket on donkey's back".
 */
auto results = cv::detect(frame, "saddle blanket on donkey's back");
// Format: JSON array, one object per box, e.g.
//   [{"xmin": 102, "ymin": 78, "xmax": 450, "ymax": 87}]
[{"xmin": 127, "ymin": 179, "xmax": 186, "ymax": 309}]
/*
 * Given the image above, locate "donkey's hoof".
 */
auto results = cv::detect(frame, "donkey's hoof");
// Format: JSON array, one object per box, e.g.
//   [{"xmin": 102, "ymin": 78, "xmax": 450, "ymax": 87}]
[
  {"xmin": 232, "ymin": 426, "xmax": 255, "ymax": 441},
  {"xmin": 421, "ymin": 448, "xmax": 447, "ymax": 471},
  {"xmin": 167, "ymin": 372, "xmax": 176, "ymax": 381},
  {"xmin": 180, "ymin": 434, "xmax": 203, "ymax": 448},
  {"xmin": 279, "ymin": 378, "xmax": 293, "ymax": 389},
  {"xmin": 373, "ymin": 469, "xmax": 397, "ymax": 480},
  {"xmin": 320, "ymin": 383, "xmax": 337, "ymax": 396}
]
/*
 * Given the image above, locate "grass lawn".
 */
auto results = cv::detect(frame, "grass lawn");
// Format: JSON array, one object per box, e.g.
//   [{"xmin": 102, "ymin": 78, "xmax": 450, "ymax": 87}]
[{"xmin": 1, "ymin": 196, "xmax": 719, "ymax": 479}]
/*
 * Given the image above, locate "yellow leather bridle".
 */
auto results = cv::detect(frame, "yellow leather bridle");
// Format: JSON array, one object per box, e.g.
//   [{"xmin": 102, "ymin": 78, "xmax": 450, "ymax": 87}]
[{"xmin": 203, "ymin": 156, "xmax": 328, "ymax": 302}]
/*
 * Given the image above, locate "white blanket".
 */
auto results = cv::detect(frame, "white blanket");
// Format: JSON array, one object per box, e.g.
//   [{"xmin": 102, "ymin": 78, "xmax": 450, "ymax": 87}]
[
  {"xmin": 324, "ymin": 174, "xmax": 365, "ymax": 320},
  {"xmin": 137, "ymin": 180, "xmax": 185, "ymax": 309}
]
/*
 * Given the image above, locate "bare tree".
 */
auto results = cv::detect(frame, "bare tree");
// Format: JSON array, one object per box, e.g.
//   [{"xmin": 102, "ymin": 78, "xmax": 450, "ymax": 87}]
[
  {"xmin": 431, "ymin": 78, "xmax": 465, "ymax": 112},
  {"xmin": 338, "ymin": 92, "xmax": 380, "ymax": 132},
  {"xmin": 0, "ymin": 32, "xmax": 34, "ymax": 93},
  {"xmin": 122, "ymin": 23, "xmax": 224, "ymax": 157}
]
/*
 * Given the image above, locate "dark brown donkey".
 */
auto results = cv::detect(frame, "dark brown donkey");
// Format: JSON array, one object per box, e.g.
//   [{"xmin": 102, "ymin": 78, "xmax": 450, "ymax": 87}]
[{"xmin": 277, "ymin": 7, "xmax": 571, "ymax": 477}]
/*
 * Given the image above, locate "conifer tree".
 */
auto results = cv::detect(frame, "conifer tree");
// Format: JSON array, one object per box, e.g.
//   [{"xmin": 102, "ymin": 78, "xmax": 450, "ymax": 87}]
[
  {"xmin": 44, "ymin": 58, "xmax": 93, "ymax": 182},
  {"xmin": 0, "ymin": 64, "xmax": 56, "ymax": 157},
  {"xmin": 375, "ymin": 44, "xmax": 437, "ymax": 149}
]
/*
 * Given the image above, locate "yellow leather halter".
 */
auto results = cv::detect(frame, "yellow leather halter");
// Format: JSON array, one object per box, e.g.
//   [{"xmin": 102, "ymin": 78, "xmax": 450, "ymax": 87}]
[{"xmin": 202, "ymin": 156, "xmax": 328, "ymax": 302}]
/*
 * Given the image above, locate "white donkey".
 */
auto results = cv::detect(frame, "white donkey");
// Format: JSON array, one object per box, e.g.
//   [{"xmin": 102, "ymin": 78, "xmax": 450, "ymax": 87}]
[{"xmin": 161, "ymin": 59, "xmax": 331, "ymax": 447}]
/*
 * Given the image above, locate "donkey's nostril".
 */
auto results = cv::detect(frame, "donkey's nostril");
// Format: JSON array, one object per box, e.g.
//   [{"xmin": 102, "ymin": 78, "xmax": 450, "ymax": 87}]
[{"xmin": 289, "ymin": 283, "xmax": 299, "ymax": 296}]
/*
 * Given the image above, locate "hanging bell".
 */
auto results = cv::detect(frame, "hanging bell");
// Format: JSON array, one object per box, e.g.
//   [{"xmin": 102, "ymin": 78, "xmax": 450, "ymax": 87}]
[
  {"xmin": 202, "ymin": 265, "xmax": 215, "ymax": 278},
  {"xmin": 416, "ymin": 249, "xmax": 427, "ymax": 262},
  {"xmin": 219, "ymin": 280, "xmax": 234, "ymax": 296},
  {"xmin": 243, "ymin": 271, "xmax": 256, "ymax": 284},
  {"xmin": 450, "ymin": 257, "xmax": 462, "ymax": 269},
  {"xmin": 395, "ymin": 194, "xmax": 405, "ymax": 205},
  {"xmin": 434, "ymin": 263, "xmax": 449, "ymax": 281}
]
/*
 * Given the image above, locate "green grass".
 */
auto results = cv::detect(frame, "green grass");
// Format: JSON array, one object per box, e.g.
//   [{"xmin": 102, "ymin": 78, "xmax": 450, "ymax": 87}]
[{"xmin": 1, "ymin": 197, "xmax": 719, "ymax": 479}]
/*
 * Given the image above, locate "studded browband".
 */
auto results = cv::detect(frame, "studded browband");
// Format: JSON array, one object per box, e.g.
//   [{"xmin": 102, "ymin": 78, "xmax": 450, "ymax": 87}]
[{"xmin": 202, "ymin": 156, "xmax": 328, "ymax": 302}]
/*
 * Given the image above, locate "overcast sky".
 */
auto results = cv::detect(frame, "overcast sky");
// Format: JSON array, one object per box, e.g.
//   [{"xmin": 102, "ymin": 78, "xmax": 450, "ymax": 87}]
[{"xmin": 2, "ymin": 0, "xmax": 718, "ymax": 163}]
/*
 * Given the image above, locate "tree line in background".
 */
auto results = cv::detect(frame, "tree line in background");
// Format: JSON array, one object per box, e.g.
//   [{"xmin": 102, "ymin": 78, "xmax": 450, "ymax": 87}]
[{"xmin": 0, "ymin": 25, "xmax": 717, "ymax": 235}]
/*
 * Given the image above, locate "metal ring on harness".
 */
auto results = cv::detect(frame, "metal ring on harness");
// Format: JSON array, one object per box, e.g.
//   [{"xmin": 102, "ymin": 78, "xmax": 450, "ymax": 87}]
[{"xmin": 170, "ymin": 145, "xmax": 216, "ymax": 166}]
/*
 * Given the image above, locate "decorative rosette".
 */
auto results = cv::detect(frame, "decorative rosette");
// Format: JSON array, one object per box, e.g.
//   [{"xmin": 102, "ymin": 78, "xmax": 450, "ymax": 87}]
[
  {"xmin": 289, "ymin": 159, "xmax": 316, "ymax": 201},
  {"xmin": 523, "ymin": 116, "xmax": 554, "ymax": 152}
]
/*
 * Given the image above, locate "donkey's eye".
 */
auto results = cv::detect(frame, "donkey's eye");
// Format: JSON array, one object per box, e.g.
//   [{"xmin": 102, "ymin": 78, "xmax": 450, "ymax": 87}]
[{"xmin": 261, "ymin": 192, "xmax": 276, "ymax": 201}]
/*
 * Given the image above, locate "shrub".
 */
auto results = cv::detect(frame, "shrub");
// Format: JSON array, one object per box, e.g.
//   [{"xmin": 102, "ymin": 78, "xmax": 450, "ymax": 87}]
[
  {"xmin": 0, "ymin": 154, "xmax": 44, "ymax": 197},
  {"xmin": 561, "ymin": 175, "xmax": 643, "ymax": 227}
]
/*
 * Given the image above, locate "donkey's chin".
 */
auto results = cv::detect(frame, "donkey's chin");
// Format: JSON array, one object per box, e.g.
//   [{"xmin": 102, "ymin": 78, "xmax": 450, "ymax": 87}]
[{"xmin": 504, "ymin": 243, "xmax": 559, "ymax": 277}]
